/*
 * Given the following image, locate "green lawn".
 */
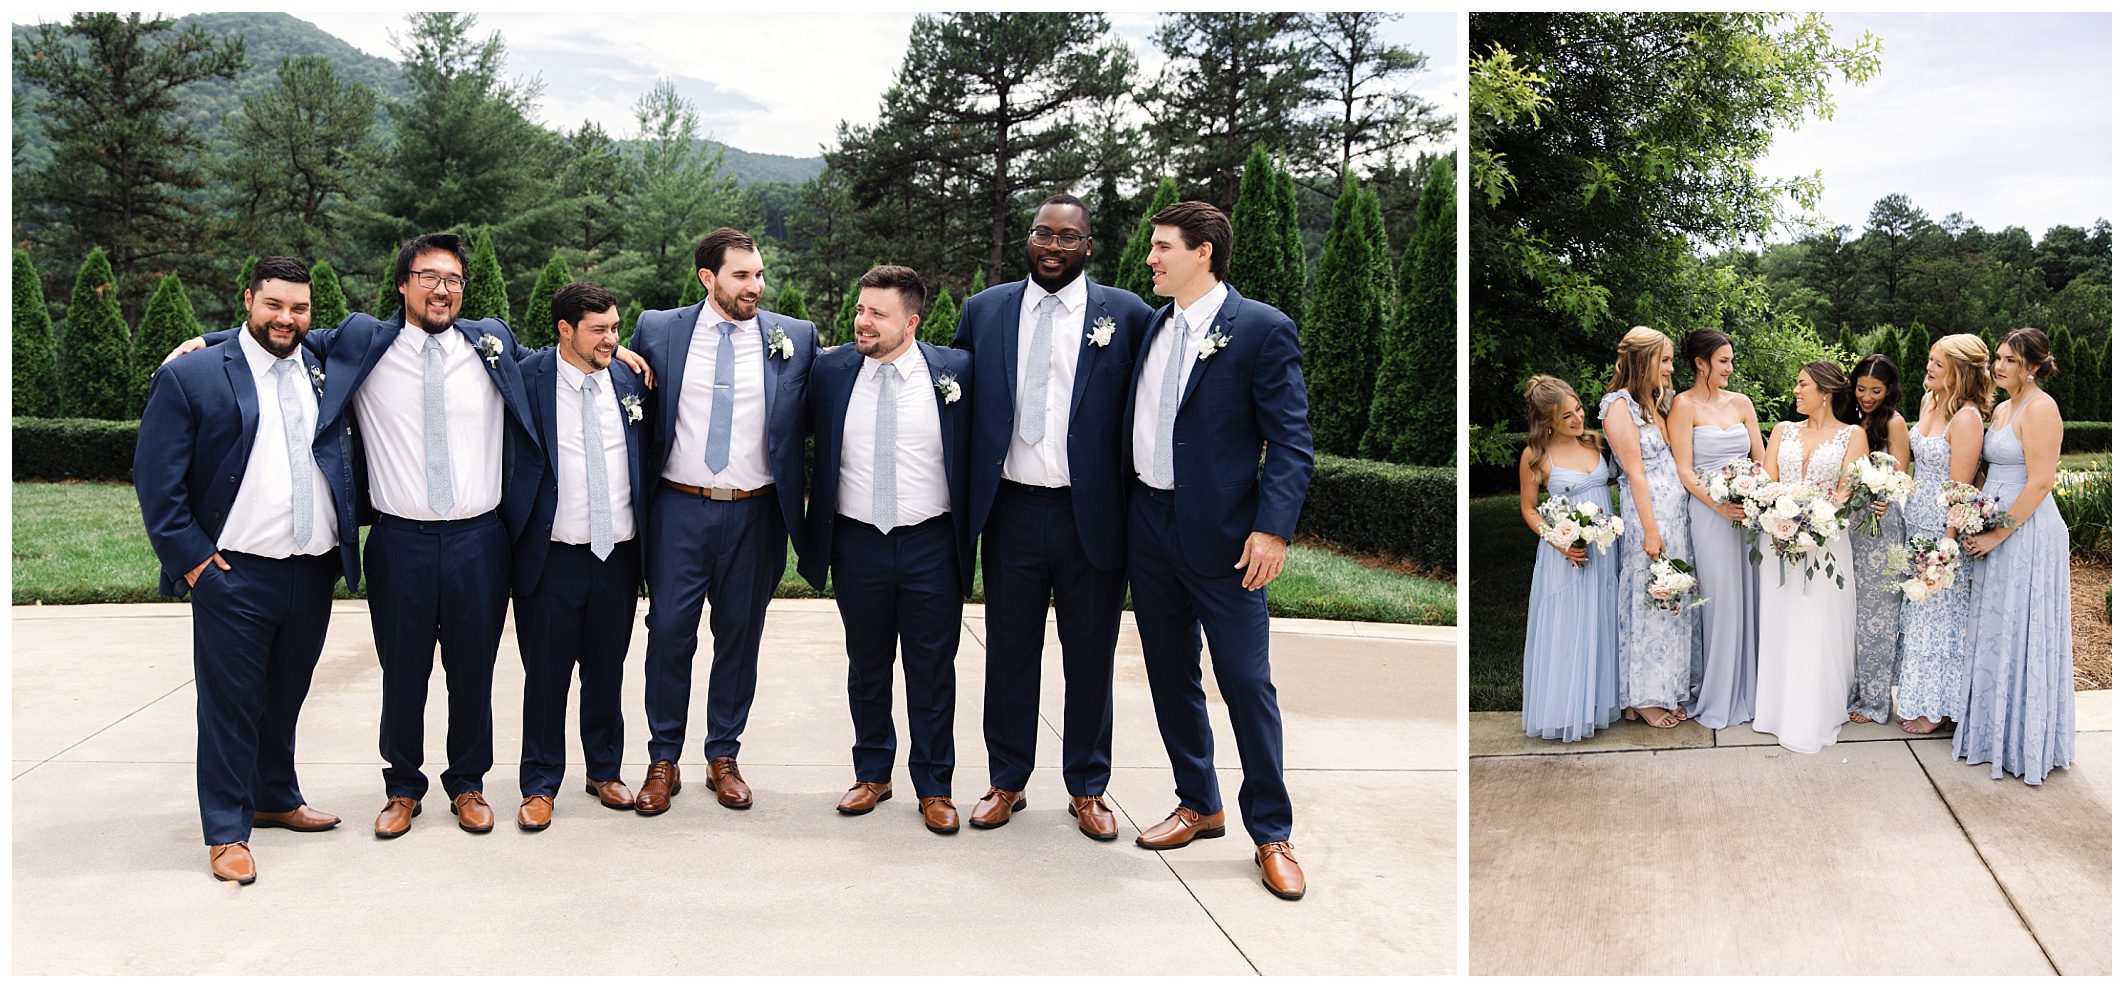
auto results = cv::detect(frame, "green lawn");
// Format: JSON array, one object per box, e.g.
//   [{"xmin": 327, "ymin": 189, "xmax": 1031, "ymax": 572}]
[
  {"xmin": 12, "ymin": 482, "xmax": 1454, "ymax": 624},
  {"xmin": 2061, "ymin": 451, "xmax": 2109, "ymax": 470},
  {"xmin": 1468, "ymin": 494, "xmax": 1535, "ymax": 712}
]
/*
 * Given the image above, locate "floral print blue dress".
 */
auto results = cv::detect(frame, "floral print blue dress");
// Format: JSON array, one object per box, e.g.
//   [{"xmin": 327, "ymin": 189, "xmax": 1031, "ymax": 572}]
[
  {"xmin": 1600, "ymin": 391, "xmax": 1697, "ymax": 711},
  {"xmin": 1894, "ymin": 407, "xmax": 1973, "ymax": 722}
]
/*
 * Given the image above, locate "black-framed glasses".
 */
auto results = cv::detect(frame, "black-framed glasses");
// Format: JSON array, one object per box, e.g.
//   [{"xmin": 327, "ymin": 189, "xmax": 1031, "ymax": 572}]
[
  {"xmin": 1028, "ymin": 230, "xmax": 1088, "ymax": 249},
  {"xmin": 411, "ymin": 270, "xmax": 467, "ymax": 293}
]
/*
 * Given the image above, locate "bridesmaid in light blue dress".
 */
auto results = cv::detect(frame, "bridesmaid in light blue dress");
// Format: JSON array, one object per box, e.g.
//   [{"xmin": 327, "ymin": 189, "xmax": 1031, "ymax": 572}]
[
  {"xmin": 1599, "ymin": 327, "xmax": 1696, "ymax": 729},
  {"xmin": 1845, "ymin": 354, "xmax": 1911, "ymax": 724},
  {"xmin": 1669, "ymin": 329, "xmax": 1764, "ymax": 730},
  {"xmin": 1896, "ymin": 335, "xmax": 1989, "ymax": 733},
  {"xmin": 1518, "ymin": 376, "xmax": 1622, "ymax": 741},
  {"xmin": 1956, "ymin": 330, "xmax": 2075, "ymax": 784}
]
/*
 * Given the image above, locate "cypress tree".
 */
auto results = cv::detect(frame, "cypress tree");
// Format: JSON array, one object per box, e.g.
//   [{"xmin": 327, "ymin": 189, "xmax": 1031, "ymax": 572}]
[
  {"xmin": 921, "ymin": 289, "xmax": 959, "ymax": 347},
  {"xmin": 59, "ymin": 248, "xmax": 132, "ymax": 420},
  {"xmin": 968, "ymin": 267, "xmax": 988, "ymax": 295},
  {"xmin": 1272, "ymin": 163, "xmax": 1306, "ymax": 330},
  {"xmin": 1228, "ymin": 145, "xmax": 1282, "ymax": 304},
  {"xmin": 13, "ymin": 249, "xmax": 61, "ymax": 418},
  {"xmin": 1899, "ymin": 323, "xmax": 1932, "ymax": 421},
  {"xmin": 1363, "ymin": 158, "xmax": 1455, "ymax": 466},
  {"xmin": 376, "ymin": 248, "xmax": 401, "ymax": 317},
  {"xmin": 619, "ymin": 300, "xmax": 643, "ymax": 348},
  {"xmin": 2093, "ymin": 337, "xmax": 2109, "ymax": 423},
  {"xmin": 772, "ymin": 281, "xmax": 810, "ymax": 322},
  {"xmin": 131, "ymin": 274, "xmax": 203, "ymax": 415},
  {"xmin": 520, "ymin": 254, "xmax": 572, "ymax": 348},
  {"xmin": 833, "ymin": 280, "xmax": 861, "ymax": 346},
  {"xmin": 1360, "ymin": 184, "xmax": 1395, "ymax": 323},
  {"xmin": 235, "ymin": 255, "xmax": 258, "ymax": 314},
  {"xmin": 1115, "ymin": 176, "xmax": 1180, "ymax": 306},
  {"xmin": 461, "ymin": 228, "xmax": 510, "ymax": 323},
  {"xmin": 1835, "ymin": 324, "xmax": 1861, "ymax": 361},
  {"xmin": 2047, "ymin": 324, "xmax": 2078, "ymax": 422},
  {"xmin": 678, "ymin": 273, "xmax": 706, "ymax": 309},
  {"xmin": 309, "ymin": 259, "xmax": 351, "ymax": 330},
  {"xmin": 1300, "ymin": 172, "xmax": 1382, "ymax": 457}
]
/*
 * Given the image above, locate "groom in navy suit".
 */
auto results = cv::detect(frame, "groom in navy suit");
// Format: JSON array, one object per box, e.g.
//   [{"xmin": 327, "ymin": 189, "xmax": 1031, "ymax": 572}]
[
  {"xmin": 952, "ymin": 194, "xmax": 1152, "ymax": 839},
  {"xmin": 1125, "ymin": 201, "xmax": 1314, "ymax": 900},
  {"xmin": 799, "ymin": 265, "xmax": 975, "ymax": 835},
  {"xmin": 136, "ymin": 256, "xmax": 361, "ymax": 883}
]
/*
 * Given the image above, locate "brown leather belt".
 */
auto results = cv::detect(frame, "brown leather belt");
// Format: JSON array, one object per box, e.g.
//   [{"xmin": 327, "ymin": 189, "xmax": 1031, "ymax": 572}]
[{"xmin": 663, "ymin": 479, "xmax": 775, "ymax": 501}]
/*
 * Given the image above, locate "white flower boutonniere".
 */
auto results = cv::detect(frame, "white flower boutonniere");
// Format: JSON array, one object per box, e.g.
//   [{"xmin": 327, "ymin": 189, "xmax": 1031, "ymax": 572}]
[
  {"xmin": 765, "ymin": 327, "xmax": 795, "ymax": 360},
  {"xmin": 476, "ymin": 334, "xmax": 504, "ymax": 368},
  {"xmin": 1196, "ymin": 327, "xmax": 1231, "ymax": 361},
  {"xmin": 935, "ymin": 373, "xmax": 962, "ymax": 404},
  {"xmin": 620, "ymin": 393, "xmax": 643, "ymax": 424},
  {"xmin": 1086, "ymin": 315, "xmax": 1116, "ymax": 347},
  {"xmin": 308, "ymin": 364, "xmax": 326, "ymax": 396}
]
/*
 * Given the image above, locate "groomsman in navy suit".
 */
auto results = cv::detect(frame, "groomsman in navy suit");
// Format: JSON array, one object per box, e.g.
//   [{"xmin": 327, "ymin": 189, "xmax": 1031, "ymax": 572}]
[
  {"xmin": 798, "ymin": 265, "xmax": 975, "ymax": 835},
  {"xmin": 1125, "ymin": 201, "xmax": 1314, "ymax": 900},
  {"xmin": 136, "ymin": 256, "xmax": 362, "ymax": 883},
  {"xmin": 502, "ymin": 283, "xmax": 652, "ymax": 831},
  {"xmin": 628, "ymin": 228, "xmax": 820, "ymax": 815},
  {"xmin": 952, "ymin": 194, "xmax": 1151, "ymax": 839}
]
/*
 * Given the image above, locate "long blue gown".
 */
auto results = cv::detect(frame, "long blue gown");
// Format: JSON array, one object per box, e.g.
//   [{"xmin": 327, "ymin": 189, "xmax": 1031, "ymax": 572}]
[
  {"xmin": 1600, "ymin": 391, "xmax": 1697, "ymax": 712},
  {"xmin": 1685, "ymin": 423, "xmax": 1758, "ymax": 728},
  {"xmin": 1522, "ymin": 459, "xmax": 1623, "ymax": 741},
  {"xmin": 1895, "ymin": 411, "xmax": 1972, "ymax": 722}
]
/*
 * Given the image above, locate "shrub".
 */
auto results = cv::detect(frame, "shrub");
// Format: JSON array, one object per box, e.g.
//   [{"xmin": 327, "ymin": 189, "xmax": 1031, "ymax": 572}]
[
  {"xmin": 2053, "ymin": 455, "xmax": 2111, "ymax": 561},
  {"xmin": 2062, "ymin": 421, "xmax": 2110, "ymax": 453},
  {"xmin": 13, "ymin": 248, "xmax": 60, "ymax": 418},
  {"xmin": 1301, "ymin": 172, "xmax": 1383, "ymax": 457},
  {"xmin": 309, "ymin": 259, "xmax": 351, "ymax": 330},
  {"xmin": 58, "ymin": 248, "xmax": 132, "ymax": 421},
  {"xmin": 1296, "ymin": 453, "xmax": 1456, "ymax": 574},
  {"xmin": 14, "ymin": 417, "xmax": 138, "ymax": 481},
  {"xmin": 129, "ymin": 274, "xmax": 203, "ymax": 416},
  {"xmin": 519, "ymin": 253, "xmax": 572, "ymax": 348},
  {"xmin": 921, "ymin": 288, "xmax": 958, "ymax": 347},
  {"xmin": 1363, "ymin": 157, "xmax": 1455, "ymax": 466},
  {"xmin": 1114, "ymin": 175, "xmax": 1179, "ymax": 307},
  {"xmin": 461, "ymin": 228, "xmax": 510, "ymax": 322},
  {"xmin": 773, "ymin": 281, "xmax": 809, "ymax": 322}
]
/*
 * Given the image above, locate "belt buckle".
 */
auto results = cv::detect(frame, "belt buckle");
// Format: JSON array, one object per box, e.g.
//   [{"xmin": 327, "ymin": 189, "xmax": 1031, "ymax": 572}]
[{"xmin": 709, "ymin": 486, "xmax": 737, "ymax": 501}]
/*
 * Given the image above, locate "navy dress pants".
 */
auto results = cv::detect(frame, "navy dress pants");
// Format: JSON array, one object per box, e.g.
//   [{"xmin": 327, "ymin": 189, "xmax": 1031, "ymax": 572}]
[
  {"xmin": 515, "ymin": 539, "xmax": 640, "ymax": 797},
  {"xmin": 642, "ymin": 488, "xmax": 785, "ymax": 764},
  {"xmin": 367, "ymin": 512, "xmax": 510, "ymax": 800},
  {"xmin": 831, "ymin": 515, "xmax": 961, "ymax": 797}
]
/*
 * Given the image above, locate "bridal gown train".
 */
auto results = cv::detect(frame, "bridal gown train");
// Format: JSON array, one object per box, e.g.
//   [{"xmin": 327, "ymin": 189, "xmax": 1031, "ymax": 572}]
[{"xmin": 1752, "ymin": 423, "xmax": 1858, "ymax": 753}]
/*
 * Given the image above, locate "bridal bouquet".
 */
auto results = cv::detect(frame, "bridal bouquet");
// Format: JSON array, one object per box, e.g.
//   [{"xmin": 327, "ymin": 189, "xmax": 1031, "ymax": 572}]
[
  {"xmin": 1840, "ymin": 451, "xmax": 1914, "ymax": 538},
  {"xmin": 1643, "ymin": 554, "xmax": 1706, "ymax": 613},
  {"xmin": 1536, "ymin": 496, "xmax": 1625, "ymax": 567},
  {"xmin": 1743, "ymin": 480, "xmax": 1848, "ymax": 587},
  {"xmin": 1940, "ymin": 482, "xmax": 2010, "ymax": 536},
  {"xmin": 1698, "ymin": 457, "xmax": 1769, "ymax": 529},
  {"xmin": 1882, "ymin": 536, "xmax": 1961, "ymax": 604}
]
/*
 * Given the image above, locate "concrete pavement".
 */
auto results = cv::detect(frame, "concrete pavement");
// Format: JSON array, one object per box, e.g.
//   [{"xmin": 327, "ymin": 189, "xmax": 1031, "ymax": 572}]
[
  {"xmin": 1469, "ymin": 692, "xmax": 2112, "ymax": 976},
  {"xmin": 11, "ymin": 601, "xmax": 1455, "ymax": 975}
]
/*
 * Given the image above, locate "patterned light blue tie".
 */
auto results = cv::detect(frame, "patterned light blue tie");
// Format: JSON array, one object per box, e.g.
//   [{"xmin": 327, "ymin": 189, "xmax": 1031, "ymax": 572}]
[
  {"xmin": 423, "ymin": 333, "xmax": 454, "ymax": 515},
  {"xmin": 582, "ymin": 376, "xmax": 614, "ymax": 561},
  {"xmin": 1153, "ymin": 311, "xmax": 1189, "ymax": 487},
  {"xmin": 703, "ymin": 321, "xmax": 737, "ymax": 474},
  {"xmin": 873, "ymin": 362, "xmax": 899, "ymax": 533},
  {"xmin": 273, "ymin": 359, "xmax": 313, "ymax": 550},
  {"xmin": 1018, "ymin": 294, "xmax": 1061, "ymax": 445}
]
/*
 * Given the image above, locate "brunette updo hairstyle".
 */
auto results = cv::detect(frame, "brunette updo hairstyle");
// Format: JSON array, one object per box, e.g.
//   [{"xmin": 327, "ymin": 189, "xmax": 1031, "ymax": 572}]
[
  {"xmin": 1847, "ymin": 353, "xmax": 1901, "ymax": 456},
  {"xmin": 1680, "ymin": 328, "xmax": 1733, "ymax": 390},
  {"xmin": 1799, "ymin": 360, "xmax": 1852, "ymax": 419},
  {"xmin": 2000, "ymin": 327, "xmax": 2058, "ymax": 382}
]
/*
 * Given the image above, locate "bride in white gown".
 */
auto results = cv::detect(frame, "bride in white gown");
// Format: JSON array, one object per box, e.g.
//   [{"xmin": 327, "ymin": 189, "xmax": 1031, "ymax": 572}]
[{"xmin": 1753, "ymin": 362, "xmax": 1869, "ymax": 753}]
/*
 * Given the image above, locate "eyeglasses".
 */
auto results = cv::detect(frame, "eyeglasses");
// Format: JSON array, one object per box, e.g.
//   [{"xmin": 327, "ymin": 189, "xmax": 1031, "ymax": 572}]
[
  {"xmin": 1027, "ymin": 230, "xmax": 1088, "ymax": 249},
  {"xmin": 410, "ymin": 270, "xmax": 467, "ymax": 293}
]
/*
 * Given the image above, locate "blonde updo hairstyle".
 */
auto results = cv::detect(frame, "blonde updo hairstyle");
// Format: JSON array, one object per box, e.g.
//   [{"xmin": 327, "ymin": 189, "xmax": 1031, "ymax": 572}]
[
  {"xmin": 1606, "ymin": 325, "xmax": 1674, "ymax": 420},
  {"xmin": 1524, "ymin": 374, "xmax": 1602, "ymax": 488},
  {"xmin": 1929, "ymin": 333, "xmax": 1993, "ymax": 418}
]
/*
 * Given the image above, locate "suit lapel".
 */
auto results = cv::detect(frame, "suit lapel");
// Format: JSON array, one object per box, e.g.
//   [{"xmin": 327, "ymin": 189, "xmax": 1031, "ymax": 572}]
[
  {"xmin": 998, "ymin": 281, "xmax": 1028, "ymax": 405},
  {"xmin": 661, "ymin": 302, "xmax": 703, "ymax": 429},
  {"xmin": 758, "ymin": 312, "xmax": 781, "ymax": 434},
  {"xmin": 1069, "ymin": 283, "xmax": 1108, "ymax": 423},
  {"xmin": 222, "ymin": 341, "xmax": 261, "ymax": 462},
  {"xmin": 613, "ymin": 366, "xmax": 644, "ymax": 513},
  {"xmin": 456, "ymin": 319, "xmax": 526, "ymax": 427},
  {"xmin": 1126, "ymin": 299, "xmax": 1176, "ymax": 435},
  {"xmin": 920, "ymin": 342, "xmax": 958, "ymax": 495},
  {"xmin": 823, "ymin": 351, "xmax": 862, "ymax": 506},
  {"xmin": 300, "ymin": 349, "xmax": 327, "ymax": 441},
  {"xmin": 536, "ymin": 355, "xmax": 560, "ymax": 481},
  {"xmin": 1178, "ymin": 285, "xmax": 1241, "ymax": 411}
]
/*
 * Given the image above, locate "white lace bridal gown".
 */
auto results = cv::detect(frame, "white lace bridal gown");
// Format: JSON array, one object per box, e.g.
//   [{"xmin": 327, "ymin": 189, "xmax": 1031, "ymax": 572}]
[{"xmin": 1751, "ymin": 423, "xmax": 1859, "ymax": 753}]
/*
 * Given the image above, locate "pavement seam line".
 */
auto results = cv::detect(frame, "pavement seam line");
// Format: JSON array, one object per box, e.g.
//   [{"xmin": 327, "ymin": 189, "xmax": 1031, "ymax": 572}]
[
  {"xmin": 24, "ymin": 676, "xmax": 197, "ymax": 776},
  {"xmin": 1904, "ymin": 740, "xmax": 2061, "ymax": 975},
  {"xmin": 1112, "ymin": 794, "xmax": 1264, "ymax": 976}
]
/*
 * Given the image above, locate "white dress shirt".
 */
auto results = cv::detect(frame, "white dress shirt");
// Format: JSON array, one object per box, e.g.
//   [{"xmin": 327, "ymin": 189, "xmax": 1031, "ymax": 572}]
[
  {"xmin": 218, "ymin": 329, "xmax": 339, "ymax": 556},
  {"xmin": 354, "ymin": 323, "xmax": 505, "ymax": 520},
  {"xmin": 1131, "ymin": 281, "xmax": 1229, "ymax": 489},
  {"xmin": 1002, "ymin": 273, "xmax": 1088, "ymax": 488},
  {"xmin": 663, "ymin": 300, "xmax": 773, "ymax": 489},
  {"xmin": 552, "ymin": 359, "xmax": 637, "ymax": 546},
  {"xmin": 839, "ymin": 345, "xmax": 949, "ymax": 533}
]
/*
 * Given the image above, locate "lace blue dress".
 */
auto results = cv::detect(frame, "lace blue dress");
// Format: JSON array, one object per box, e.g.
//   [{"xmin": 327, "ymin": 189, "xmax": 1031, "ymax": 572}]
[
  {"xmin": 1684, "ymin": 423, "xmax": 1758, "ymax": 729},
  {"xmin": 1600, "ymin": 391, "xmax": 1697, "ymax": 711},
  {"xmin": 1522, "ymin": 458, "xmax": 1623, "ymax": 741},
  {"xmin": 1954, "ymin": 401, "xmax": 2075, "ymax": 784},
  {"xmin": 1895, "ymin": 408, "xmax": 1973, "ymax": 722},
  {"xmin": 1847, "ymin": 428, "xmax": 1906, "ymax": 723}
]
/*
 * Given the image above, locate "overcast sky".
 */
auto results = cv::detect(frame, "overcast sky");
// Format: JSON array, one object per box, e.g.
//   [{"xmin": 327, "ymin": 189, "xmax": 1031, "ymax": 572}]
[{"xmin": 1754, "ymin": 12, "xmax": 2111, "ymax": 237}]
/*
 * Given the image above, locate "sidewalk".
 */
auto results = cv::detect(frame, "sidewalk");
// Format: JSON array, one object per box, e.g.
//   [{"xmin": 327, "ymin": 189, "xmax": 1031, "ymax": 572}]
[
  {"xmin": 1468, "ymin": 693, "xmax": 2112, "ymax": 975},
  {"xmin": 11, "ymin": 601, "xmax": 1455, "ymax": 975}
]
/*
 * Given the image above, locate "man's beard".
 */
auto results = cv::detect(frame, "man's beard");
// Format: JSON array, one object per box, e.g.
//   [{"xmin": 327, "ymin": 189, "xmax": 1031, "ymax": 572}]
[
  {"xmin": 714, "ymin": 284, "xmax": 760, "ymax": 321},
  {"xmin": 1028, "ymin": 251, "xmax": 1087, "ymax": 294},
  {"xmin": 248, "ymin": 319, "xmax": 304, "ymax": 359}
]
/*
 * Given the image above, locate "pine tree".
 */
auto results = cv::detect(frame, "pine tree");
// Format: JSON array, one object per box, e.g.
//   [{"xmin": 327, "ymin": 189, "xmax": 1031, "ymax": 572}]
[
  {"xmin": 130, "ymin": 274, "xmax": 203, "ymax": 415},
  {"xmin": 461, "ymin": 228, "xmax": 510, "ymax": 323},
  {"xmin": 309, "ymin": 259, "xmax": 351, "ymax": 330},
  {"xmin": 922, "ymin": 289, "xmax": 959, "ymax": 347},
  {"xmin": 968, "ymin": 267, "xmax": 988, "ymax": 296},
  {"xmin": 1228, "ymin": 145, "xmax": 1284, "ymax": 303},
  {"xmin": 1272, "ymin": 163, "xmax": 1306, "ymax": 331},
  {"xmin": 1300, "ymin": 173, "xmax": 1383, "ymax": 456},
  {"xmin": 1362, "ymin": 158, "xmax": 1454, "ymax": 466},
  {"xmin": 59, "ymin": 248, "xmax": 132, "ymax": 420},
  {"xmin": 1115, "ymin": 176, "xmax": 1180, "ymax": 306},
  {"xmin": 13, "ymin": 249, "xmax": 61, "ymax": 418},
  {"xmin": 772, "ymin": 281, "xmax": 809, "ymax": 322},
  {"xmin": 235, "ymin": 255, "xmax": 258, "ymax": 314},
  {"xmin": 520, "ymin": 254, "xmax": 572, "ymax": 348},
  {"xmin": 1361, "ymin": 184, "xmax": 1395, "ymax": 323},
  {"xmin": 678, "ymin": 273, "xmax": 706, "ymax": 309},
  {"xmin": 376, "ymin": 248, "xmax": 400, "ymax": 317},
  {"xmin": 619, "ymin": 300, "xmax": 643, "ymax": 348},
  {"xmin": 833, "ymin": 281, "xmax": 861, "ymax": 347}
]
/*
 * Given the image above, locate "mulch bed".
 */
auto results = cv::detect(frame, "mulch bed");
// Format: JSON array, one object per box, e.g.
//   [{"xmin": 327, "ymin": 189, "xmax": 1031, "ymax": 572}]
[{"xmin": 2071, "ymin": 560, "xmax": 2111, "ymax": 690}]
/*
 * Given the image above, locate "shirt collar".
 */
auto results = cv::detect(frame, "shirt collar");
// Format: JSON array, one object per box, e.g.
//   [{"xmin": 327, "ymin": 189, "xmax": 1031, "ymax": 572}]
[
  {"xmin": 1024, "ymin": 273, "xmax": 1087, "ymax": 314},
  {"xmin": 556, "ymin": 356, "xmax": 609, "ymax": 393},
  {"xmin": 1175, "ymin": 281, "xmax": 1228, "ymax": 335},
  {"xmin": 699, "ymin": 298, "xmax": 758, "ymax": 333},
  {"xmin": 236, "ymin": 325, "xmax": 300, "ymax": 378},
  {"xmin": 863, "ymin": 341, "xmax": 929, "ymax": 381}
]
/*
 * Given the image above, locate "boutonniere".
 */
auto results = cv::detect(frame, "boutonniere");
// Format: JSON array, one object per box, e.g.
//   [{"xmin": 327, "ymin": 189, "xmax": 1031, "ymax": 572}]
[
  {"xmin": 476, "ymin": 334, "xmax": 504, "ymax": 368},
  {"xmin": 308, "ymin": 364, "xmax": 326, "ymax": 396},
  {"xmin": 1195, "ymin": 327, "xmax": 1231, "ymax": 361},
  {"xmin": 1086, "ymin": 315, "xmax": 1116, "ymax": 347},
  {"xmin": 619, "ymin": 393, "xmax": 643, "ymax": 424},
  {"xmin": 934, "ymin": 373, "xmax": 962, "ymax": 404},
  {"xmin": 765, "ymin": 327, "xmax": 795, "ymax": 360}
]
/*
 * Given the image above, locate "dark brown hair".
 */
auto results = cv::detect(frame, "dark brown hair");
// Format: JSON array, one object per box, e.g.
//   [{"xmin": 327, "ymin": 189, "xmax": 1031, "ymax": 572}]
[
  {"xmin": 392, "ymin": 232, "xmax": 467, "ymax": 288},
  {"xmin": 693, "ymin": 228, "xmax": 759, "ymax": 275},
  {"xmin": 1848, "ymin": 353, "xmax": 1902, "ymax": 454},
  {"xmin": 1680, "ymin": 327, "xmax": 1732, "ymax": 386},
  {"xmin": 857, "ymin": 264, "xmax": 926, "ymax": 320},
  {"xmin": 2000, "ymin": 327, "xmax": 2058, "ymax": 382},
  {"xmin": 552, "ymin": 282, "xmax": 619, "ymax": 327},
  {"xmin": 1150, "ymin": 200, "xmax": 1231, "ymax": 279},
  {"xmin": 249, "ymin": 256, "xmax": 311, "ymax": 292}
]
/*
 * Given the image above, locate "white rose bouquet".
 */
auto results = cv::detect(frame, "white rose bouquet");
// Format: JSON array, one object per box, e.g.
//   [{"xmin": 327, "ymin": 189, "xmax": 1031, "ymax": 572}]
[
  {"xmin": 1744, "ymin": 479, "xmax": 1848, "ymax": 587},
  {"xmin": 1643, "ymin": 554, "xmax": 1706, "ymax": 613},
  {"xmin": 1881, "ymin": 536, "xmax": 1961, "ymax": 604},
  {"xmin": 1536, "ymin": 495, "xmax": 1625, "ymax": 568},
  {"xmin": 1699, "ymin": 457, "xmax": 1768, "ymax": 529},
  {"xmin": 1939, "ymin": 481, "xmax": 2009, "ymax": 536},
  {"xmin": 1840, "ymin": 451, "xmax": 1914, "ymax": 538}
]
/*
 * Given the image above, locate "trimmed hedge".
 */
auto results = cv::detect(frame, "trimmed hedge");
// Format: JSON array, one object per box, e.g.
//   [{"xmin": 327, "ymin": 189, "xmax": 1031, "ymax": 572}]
[
  {"xmin": 14, "ymin": 417, "xmax": 138, "ymax": 481},
  {"xmin": 1297, "ymin": 453, "xmax": 1455, "ymax": 574},
  {"xmin": 2062, "ymin": 421, "xmax": 2110, "ymax": 454}
]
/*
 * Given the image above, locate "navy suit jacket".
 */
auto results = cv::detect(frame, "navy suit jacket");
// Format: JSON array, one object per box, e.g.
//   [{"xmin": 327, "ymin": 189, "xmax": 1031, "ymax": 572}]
[
  {"xmin": 797, "ymin": 341, "xmax": 975, "ymax": 597},
  {"xmin": 953, "ymin": 277, "xmax": 1153, "ymax": 571},
  {"xmin": 629, "ymin": 303, "xmax": 819, "ymax": 557},
  {"xmin": 1123, "ymin": 284, "xmax": 1314, "ymax": 576},
  {"xmin": 134, "ymin": 336, "xmax": 362, "ymax": 598},
  {"xmin": 502, "ymin": 348, "xmax": 652, "ymax": 593}
]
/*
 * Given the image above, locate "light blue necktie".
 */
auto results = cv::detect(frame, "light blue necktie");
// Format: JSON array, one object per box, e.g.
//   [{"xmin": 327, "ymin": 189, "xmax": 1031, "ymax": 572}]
[
  {"xmin": 273, "ymin": 359, "xmax": 313, "ymax": 550},
  {"xmin": 582, "ymin": 376, "xmax": 614, "ymax": 561},
  {"xmin": 703, "ymin": 321, "xmax": 737, "ymax": 474},
  {"xmin": 423, "ymin": 333, "xmax": 454, "ymax": 515},
  {"xmin": 1153, "ymin": 311, "xmax": 1189, "ymax": 488},
  {"xmin": 1019, "ymin": 294, "xmax": 1061, "ymax": 445},
  {"xmin": 873, "ymin": 362, "xmax": 899, "ymax": 533}
]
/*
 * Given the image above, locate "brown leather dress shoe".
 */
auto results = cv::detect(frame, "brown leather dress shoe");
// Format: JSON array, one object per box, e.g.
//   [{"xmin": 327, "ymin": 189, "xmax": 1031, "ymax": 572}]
[
  {"xmin": 451, "ymin": 791, "xmax": 494, "ymax": 834},
  {"xmin": 518, "ymin": 795, "xmax": 554, "ymax": 832},
  {"xmin": 836, "ymin": 781, "xmax": 893, "ymax": 815},
  {"xmin": 1256, "ymin": 841, "xmax": 1306, "ymax": 900},
  {"xmin": 1069, "ymin": 794, "xmax": 1119, "ymax": 841},
  {"xmin": 635, "ymin": 761, "xmax": 680, "ymax": 815},
  {"xmin": 969, "ymin": 787, "xmax": 1025, "ymax": 829},
  {"xmin": 585, "ymin": 778, "xmax": 633, "ymax": 810},
  {"xmin": 920, "ymin": 796, "xmax": 960, "ymax": 834},
  {"xmin": 253, "ymin": 804, "xmax": 341, "ymax": 832},
  {"xmin": 1135, "ymin": 805, "xmax": 1226, "ymax": 849},
  {"xmin": 708, "ymin": 756, "xmax": 752, "ymax": 809},
  {"xmin": 209, "ymin": 841, "xmax": 256, "ymax": 884},
  {"xmin": 374, "ymin": 796, "xmax": 420, "ymax": 839}
]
